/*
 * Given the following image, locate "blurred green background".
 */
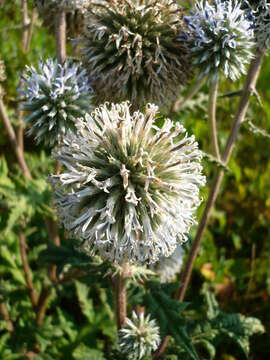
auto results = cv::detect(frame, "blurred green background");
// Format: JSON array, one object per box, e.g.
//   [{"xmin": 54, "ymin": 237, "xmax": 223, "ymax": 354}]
[{"xmin": 0, "ymin": 1, "xmax": 270, "ymax": 359}]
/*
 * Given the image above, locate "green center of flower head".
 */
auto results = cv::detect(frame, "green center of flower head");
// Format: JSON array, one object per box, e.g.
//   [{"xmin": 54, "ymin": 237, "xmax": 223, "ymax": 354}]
[
  {"xmin": 81, "ymin": 0, "xmax": 191, "ymax": 108},
  {"xmin": 51, "ymin": 102, "xmax": 205, "ymax": 264}
]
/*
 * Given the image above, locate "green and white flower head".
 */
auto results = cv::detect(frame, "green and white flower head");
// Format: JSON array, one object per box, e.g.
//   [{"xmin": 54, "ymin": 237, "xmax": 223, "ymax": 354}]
[
  {"xmin": 119, "ymin": 311, "xmax": 160, "ymax": 360},
  {"xmin": 21, "ymin": 58, "xmax": 92, "ymax": 147},
  {"xmin": 50, "ymin": 102, "xmax": 205, "ymax": 264},
  {"xmin": 184, "ymin": 0, "xmax": 255, "ymax": 82},
  {"xmin": 245, "ymin": 0, "xmax": 270, "ymax": 50},
  {"xmin": 81, "ymin": 0, "xmax": 191, "ymax": 108},
  {"xmin": 152, "ymin": 244, "xmax": 184, "ymax": 283}
]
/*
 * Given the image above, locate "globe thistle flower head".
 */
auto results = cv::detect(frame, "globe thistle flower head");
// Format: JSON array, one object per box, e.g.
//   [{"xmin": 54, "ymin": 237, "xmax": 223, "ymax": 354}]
[
  {"xmin": 244, "ymin": 0, "xmax": 270, "ymax": 50},
  {"xmin": 119, "ymin": 311, "xmax": 160, "ymax": 360},
  {"xmin": 21, "ymin": 58, "xmax": 92, "ymax": 147},
  {"xmin": 81, "ymin": 0, "xmax": 191, "ymax": 109},
  {"xmin": 152, "ymin": 244, "xmax": 184, "ymax": 283},
  {"xmin": 50, "ymin": 102, "xmax": 205, "ymax": 264},
  {"xmin": 184, "ymin": 0, "xmax": 255, "ymax": 82}
]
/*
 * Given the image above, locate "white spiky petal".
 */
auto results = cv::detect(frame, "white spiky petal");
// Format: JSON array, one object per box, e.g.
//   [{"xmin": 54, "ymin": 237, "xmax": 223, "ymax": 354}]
[
  {"xmin": 50, "ymin": 102, "xmax": 205, "ymax": 264},
  {"xmin": 184, "ymin": 0, "xmax": 254, "ymax": 81},
  {"xmin": 119, "ymin": 311, "xmax": 160, "ymax": 360}
]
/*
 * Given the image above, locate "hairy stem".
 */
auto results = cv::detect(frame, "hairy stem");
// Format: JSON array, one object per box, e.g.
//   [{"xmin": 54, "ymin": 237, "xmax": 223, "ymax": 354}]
[
  {"xmin": 154, "ymin": 50, "xmax": 265, "ymax": 360},
  {"xmin": 17, "ymin": 0, "xmax": 29, "ymax": 151},
  {"xmin": 208, "ymin": 76, "xmax": 220, "ymax": 159},
  {"xmin": 115, "ymin": 261, "xmax": 129, "ymax": 329},
  {"xmin": 55, "ymin": 8, "xmax": 66, "ymax": 64},
  {"xmin": 0, "ymin": 95, "xmax": 31, "ymax": 179},
  {"xmin": 19, "ymin": 233, "xmax": 39, "ymax": 309},
  {"xmin": 0, "ymin": 300, "xmax": 14, "ymax": 332}
]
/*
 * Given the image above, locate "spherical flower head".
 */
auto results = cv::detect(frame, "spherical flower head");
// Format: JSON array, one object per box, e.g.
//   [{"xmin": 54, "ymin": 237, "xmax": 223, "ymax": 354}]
[
  {"xmin": 184, "ymin": 0, "xmax": 255, "ymax": 81},
  {"xmin": 244, "ymin": 0, "xmax": 270, "ymax": 50},
  {"xmin": 152, "ymin": 244, "xmax": 184, "ymax": 283},
  {"xmin": 21, "ymin": 58, "xmax": 92, "ymax": 147},
  {"xmin": 81, "ymin": 0, "xmax": 191, "ymax": 109},
  {"xmin": 50, "ymin": 102, "xmax": 205, "ymax": 264},
  {"xmin": 119, "ymin": 311, "xmax": 160, "ymax": 360}
]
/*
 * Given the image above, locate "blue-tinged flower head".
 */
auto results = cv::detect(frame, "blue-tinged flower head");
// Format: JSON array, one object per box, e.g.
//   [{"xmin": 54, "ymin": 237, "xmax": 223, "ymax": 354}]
[
  {"xmin": 184, "ymin": 0, "xmax": 255, "ymax": 81},
  {"xmin": 244, "ymin": 0, "xmax": 270, "ymax": 50},
  {"xmin": 119, "ymin": 311, "xmax": 160, "ymax": 360},
  {"xmin": 21, "ymin": 58, "xmax": 92, "ymax": 147},
  {"xmin": 49, "ymin": 102, "xmax": 206, "ymax": 264}
]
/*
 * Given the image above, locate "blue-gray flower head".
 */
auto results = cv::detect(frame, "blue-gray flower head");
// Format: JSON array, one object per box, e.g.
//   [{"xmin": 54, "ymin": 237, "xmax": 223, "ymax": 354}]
[
  {"xmin": 244, "ymin": 0, "xmax": 270, "ymax": 50},
  {"xmin": 81, "ymin": 0, "xmax": 191, "ymax": 109},
  {"xmin": 21, "ymin": 58, "xmax": 92, "ymax": 147},
  {"xmin": 49, "ymin": 102, "xmax": 205, "ymax": 264},
  {"xmin": 152, "ymin": 244, "xmax": 184, "ymax": 283},
  {"xmin": 119, "ymin": 311, "xmax": 160, "ymax": 360},
  {"xmin": 185, "ymin": 0, "xmax": 255, "ymax": 81}
]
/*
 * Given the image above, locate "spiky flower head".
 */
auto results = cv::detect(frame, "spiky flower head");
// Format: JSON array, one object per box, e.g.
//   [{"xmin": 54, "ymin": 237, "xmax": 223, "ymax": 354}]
[
  {"xmin": 50, "ymin": 102, "xmax": 205, "ymax": 264},
  {"xmin": 244, "ymin": 0, "xmax": 270, "ymax": 50},
  {"xmin": 21, "ymin": 58, "xmax": 92, "ymax": 147},
  {"xmin": 81, "ymin": 0, "xmax": 191, "ymax": 109},
  {"xmin": 152, "ymin": 244, "xmax": 184, "ymax": 283},
  {"xmin": 119, "ymin": 311, "xmax": 160, "ymax": 360},
  {"xmin": 184, "ymin": 0, "xmax": 254, "ymax": 82}
]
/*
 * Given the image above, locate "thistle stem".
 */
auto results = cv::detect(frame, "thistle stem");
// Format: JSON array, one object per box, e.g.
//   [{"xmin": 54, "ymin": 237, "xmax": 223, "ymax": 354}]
[
  {"xmin": 0, "ymin": 95, "xmax": 31, "ymax": 179},
  {"xmin": 55, "ymin": 8, "xmax": 66, "ymax": 64},
  {"xmin": 154, "ymin": 50, "xmax": 265, "ymax": 360},
  {"xmin": 19, "ymin": 233, "xmax": 39, "ymax": 309},
  {"xmin": 208, "ymin": 76, "xmax": 220, "ymax": 159},
  {"xmin": 116, "ymin": 261, "xmax": 129, "ymax": 329},
  {"xmin": 0, "ymin": 301, "xmax": 14, "ymax": 332}
]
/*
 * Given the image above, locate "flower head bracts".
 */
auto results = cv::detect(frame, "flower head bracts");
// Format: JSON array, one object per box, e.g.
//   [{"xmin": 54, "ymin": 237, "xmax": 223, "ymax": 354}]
[
  {"xmin": 184, "ymin": 0, "xmax": 254, "ymax": 81},
  {"xmin": 119, "ymin": 311, "xmax": 160, "ymax": 359},
  {"xmin": 21, "ymin": 58, "xmax": 92, "ymax": 147},
  {"xmin": 152, "ymin": 244, "xmax": 184, "ymax": 283},
  {"xmin": 50, "ymin": 102, "xmax": 205, "ymax": 264},
  {"xmin": 81, "ymin": 0, "xmax": 191, "ymax": 108}
]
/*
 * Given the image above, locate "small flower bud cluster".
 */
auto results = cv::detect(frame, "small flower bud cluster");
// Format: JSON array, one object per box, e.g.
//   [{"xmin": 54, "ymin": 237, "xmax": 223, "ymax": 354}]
[{"xmin": 119, "ymin": 311, "xmax": 160, "ymax": 360}]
